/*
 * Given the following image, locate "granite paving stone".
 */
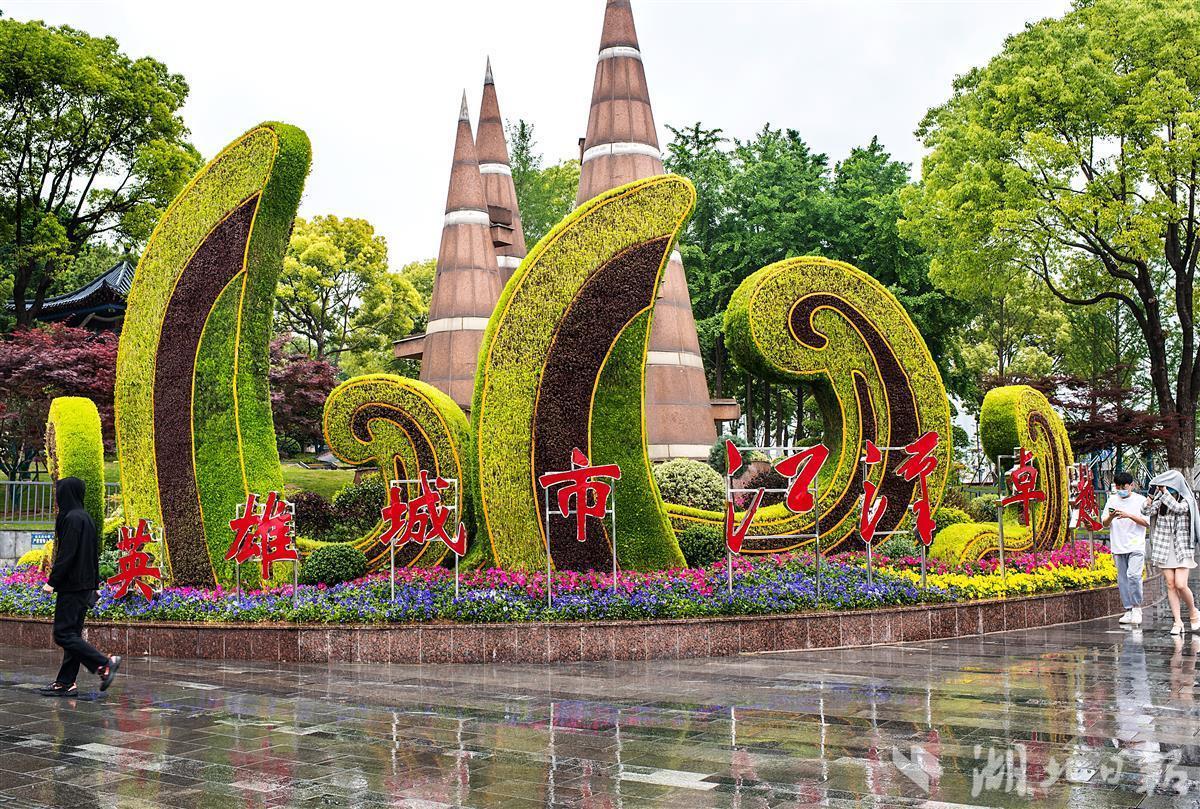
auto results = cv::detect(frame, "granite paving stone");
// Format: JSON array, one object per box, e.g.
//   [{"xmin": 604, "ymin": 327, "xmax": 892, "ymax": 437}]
[{"xmin": 1, "ymin": 601, "xmax": 1199, "ymax": 806}]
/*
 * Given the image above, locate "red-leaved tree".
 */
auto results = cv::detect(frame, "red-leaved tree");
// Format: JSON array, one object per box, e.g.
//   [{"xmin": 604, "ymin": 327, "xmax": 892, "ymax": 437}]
[
  {"xmin": 0, "ymin": 325, "xmax": 118, "ymax": 480},
  {"xmin": 269, "ymin": 335, "xmax": 339, "ymax": 451}
]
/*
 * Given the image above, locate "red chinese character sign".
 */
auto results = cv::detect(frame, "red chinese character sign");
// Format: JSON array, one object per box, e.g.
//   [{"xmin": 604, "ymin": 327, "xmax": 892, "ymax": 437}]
[
  {"xmin": 1071, "ymin": 463, "xmax": 1102, "ymax": 532},
  {"xmin": 859, "ymin": 440, "xmax": 889, "ymax": 546},
  {"xmin": 106, "ymin": 519, "xmax": 162, "ymax": 600},
  {"xmin": 1000, "ymin": 448, "xmax": 1046, "ymax": 526},
  {"xmin": 538, "ymin": 448, "xmax": 621, "ymax": 605},
  {"xmin": 896, "ymin": 431, "xmax": 940, "ymax": 547},
  {"xmin": 227, "ymin": 492, "xmax": 299, "ymax": 587},
  {"xmin": 379, "ymin": 472, "xmax": 467, "ymax": 598}
]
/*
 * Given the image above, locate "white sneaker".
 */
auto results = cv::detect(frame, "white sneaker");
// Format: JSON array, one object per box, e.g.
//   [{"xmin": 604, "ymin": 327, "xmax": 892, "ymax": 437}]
[
  {"xmin": 1119, "ymin": 609, "xmax": 1134, "ymax": 624},
  {"xmin": 1130, "ymin": 608, "xmax": 1142, "ymax": 626}
]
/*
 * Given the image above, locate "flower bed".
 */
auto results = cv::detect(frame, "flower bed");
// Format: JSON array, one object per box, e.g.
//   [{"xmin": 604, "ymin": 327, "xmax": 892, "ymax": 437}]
[{"xmin": 0, "ymin": 542, "xmax": 1115, "ymax": 626}]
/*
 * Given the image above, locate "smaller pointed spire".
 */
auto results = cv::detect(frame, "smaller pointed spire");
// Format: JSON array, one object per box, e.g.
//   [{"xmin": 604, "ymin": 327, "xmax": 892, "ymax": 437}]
[
  {"xmin": 476, "ymin": 58, "xmax": 528, "ymax": 282},
  {"xmin": 484, "ymin": 56, "xmax": 494, "ymax": 86},
  {"xmin": 458, "ymin": 90, "xmax": 470, "ymax": 122}
]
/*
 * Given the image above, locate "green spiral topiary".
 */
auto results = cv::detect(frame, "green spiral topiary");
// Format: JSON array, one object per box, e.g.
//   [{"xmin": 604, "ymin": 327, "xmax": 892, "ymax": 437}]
[
  {"xmin": 45, "ymin": 396, "xmax": 105, "ymax": 529},
  {"xmin": 669, "ymin": 256, "xmax": 953, "ymax": 554},
  {"xmin": 321, "ymin": 374, "xmax": 471, "ymax": 571},
  {"xmin": 471, "ymin": 175, "xmax": 695, "ymax": 573},
  {"xmin": 115, "ymin": 122, "xmax": 310, "ymax": 587},
  {"xmin": 929, "ymin": 385, "xmax": 1073, "ymax": 564}
]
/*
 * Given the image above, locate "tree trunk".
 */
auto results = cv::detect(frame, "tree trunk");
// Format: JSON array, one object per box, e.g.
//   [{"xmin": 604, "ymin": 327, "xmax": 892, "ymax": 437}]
[{"xmin": 744, "ymin": 371, "xmax": 754, "ymax": 441}]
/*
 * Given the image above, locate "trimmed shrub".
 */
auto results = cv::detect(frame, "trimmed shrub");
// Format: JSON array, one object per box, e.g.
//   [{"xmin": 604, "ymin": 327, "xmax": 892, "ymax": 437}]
[
  {"xmin": 677, "ymin": 524, "xmax": 726, "ymax": 568},
  {"xmin": 299, "ymin": 543, "xmax": 367, "ymax": 586},
  {"xmin": 290, "ymin": 490, "xmax": 335, "ymax": 539},
  {"xmin": 663, "ymin": 256, "xmax": 954, "ymax": 555},
  {"xmin": 653, "ymin": 459, "xmax": 725, "ymax": 511},
  {"xmin": 967, "ymin": 494, "xmax": 1000, "ymax": 523},
  {"xmin": 332, "ymin": 477, "xmax": 387, "ymax": 535},
  {"xmin": 322, "ymin": 374, "xmax": 471, "ymax": 572},
  {"xmin": 45, "ymin": 397, "xmax": 105, "ymax": 529},
  {"xmin": 472, "ymin": 175, "xmax": 694, "ymax": 572},
  {"xmin": 115, "ymin": 122, "xmax": 310, "ymax": 587},
  {"xmin": 933, "ymin": 506, "xmax": 971, "ymax": 531},
  {"xmin": 708, "ymin": 434, "xmax": 749, "ymax": 474}
]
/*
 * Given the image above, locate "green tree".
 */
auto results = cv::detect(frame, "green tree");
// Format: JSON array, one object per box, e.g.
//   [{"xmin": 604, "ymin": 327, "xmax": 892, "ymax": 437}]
[
  {"xmin": 508, "ymin": 119, "xmax": 579, "ymax": 245},
  {"xmin": 0, "ymin": 18, "xmax": 200, "ymax": 328},
  {"xmin": 904, "ymin": 0, "xmax": 1200, "ymax": 470},
  {"xmin": 275, "ymin": 215, "xmax": 422, "ymax": 362},
  {"xmin": 396, "ymin": 257, "xmax": 435, "ymax": 331}
]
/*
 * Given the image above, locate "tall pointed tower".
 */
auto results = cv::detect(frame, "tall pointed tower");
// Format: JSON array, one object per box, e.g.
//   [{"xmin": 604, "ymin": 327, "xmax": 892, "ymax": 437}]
[
  {"xmin": 420, "ymin": 93, "xmax": 503, "ymax": 409},
  {"xmin": 476, "ymin": 58, "xmax": 528, "ymax": 284},
  {"xmin": 578, "ymin": 0, "xmax": 718, "ymax": 459}
]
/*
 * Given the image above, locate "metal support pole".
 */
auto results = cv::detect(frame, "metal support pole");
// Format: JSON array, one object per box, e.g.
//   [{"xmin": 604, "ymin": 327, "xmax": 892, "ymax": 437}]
[
  {"xmin": 235, "ymin": 560, "xmax": 241, "ymax": 597},
  {"xmin": 390, "ymin": 540, "xmax": 396, "ymax": 603},
  {"xmin": 544, "ymin": 486, "xmax": 553, "ymax": 610},
  {"xmin": 814, "ymin": 480, "xmax": 822, "ymax": 603},
  {"xmin": 727, "ymin": 547, "xmax": 734, "ymax": 595},
  {"xmin": 610, "ymin": 490, "xmax": 618, "ymax": 593},
  {"xmin": 454, "ymin": 552, "xmax": 460, "ymax": 599},
  {"xmin": 1089, "ymin": 527, "xmax": 1095, "ymax": 569},
  {"xmin": 920, "ymin": 544, "xmax": 927, "ymax": 591},
  {"xmin": 866, "ymin": 542, "xmax": 873, "ymax": 588},
  {"xmin": 293, "ymin": 556, "xmax": 299, "ymax": 610},
  {"xmin": 997, "ymin": 502, "xmax": 1006, "ymax": 581}
]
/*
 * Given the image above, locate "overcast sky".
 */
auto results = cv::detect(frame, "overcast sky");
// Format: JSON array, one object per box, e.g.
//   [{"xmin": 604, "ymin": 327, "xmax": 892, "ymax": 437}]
[{"xmin": 10, "ymin": 0, "xmax": 1071, "ymax": 262}]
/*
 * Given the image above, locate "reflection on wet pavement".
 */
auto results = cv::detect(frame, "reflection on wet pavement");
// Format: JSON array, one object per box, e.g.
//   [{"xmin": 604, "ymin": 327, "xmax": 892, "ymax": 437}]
[{"xmin": 1, "ymin": 606, "xmax": 1199, "ymax": 807}]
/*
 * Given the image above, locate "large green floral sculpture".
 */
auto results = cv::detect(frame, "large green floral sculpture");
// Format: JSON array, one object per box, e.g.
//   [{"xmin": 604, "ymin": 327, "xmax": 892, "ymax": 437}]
[
  {"xmin": 931, "ymin": 385, "xmax": 1073, "ymax": 563},
  {"xmin": 115, "ymin": 122, "xmax": 310, "ymax": 587},
  {"xmin": 471, "ymin": 175, "xmax": 694, "ymax": 572},
  {"xmin": 669, "ymin": 256, "xmax": 953, "ymax": 553}
]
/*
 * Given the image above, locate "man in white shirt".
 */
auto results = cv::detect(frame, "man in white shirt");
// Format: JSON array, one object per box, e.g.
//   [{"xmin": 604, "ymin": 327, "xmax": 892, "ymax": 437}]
[{"xmin": 1103, "ymin": 471, "xmax": 1150, "ymax": 626}]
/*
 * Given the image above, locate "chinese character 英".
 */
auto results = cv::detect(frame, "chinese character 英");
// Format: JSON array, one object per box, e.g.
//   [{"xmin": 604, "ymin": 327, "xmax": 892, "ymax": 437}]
[
  {"xmin": 106, "ymin": 519, "xmax": 162, "ymax": 600},
  {"xmin": 1072, "ymin": 463, "xmax": 1102, "ymax": 531}
]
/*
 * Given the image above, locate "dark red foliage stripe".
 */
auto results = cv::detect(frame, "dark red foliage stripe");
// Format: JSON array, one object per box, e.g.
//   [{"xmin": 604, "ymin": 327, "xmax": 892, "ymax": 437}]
[
  {"xmin": 532, "ymin": 236, "xmax": 670, "ymax": 572},
  {"xmin": 154, "ymin": 196, "xmax": 259, "ymax": 586}
]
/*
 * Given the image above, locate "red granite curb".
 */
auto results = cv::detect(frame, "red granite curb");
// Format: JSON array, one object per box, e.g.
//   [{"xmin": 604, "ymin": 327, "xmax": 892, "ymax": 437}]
[{"xmin": 0, "ymin": 576, "xmax": 1158, "ymax": 665}]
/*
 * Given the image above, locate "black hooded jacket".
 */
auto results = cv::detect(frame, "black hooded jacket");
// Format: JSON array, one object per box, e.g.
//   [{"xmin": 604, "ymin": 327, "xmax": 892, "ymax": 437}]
[{"xmin": 48, "ymin": 477, "xmax": 100, "ymax": 592}]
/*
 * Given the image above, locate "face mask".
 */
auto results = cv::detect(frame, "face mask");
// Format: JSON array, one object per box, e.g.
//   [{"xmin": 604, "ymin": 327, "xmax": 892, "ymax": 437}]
[{"xmin": 1118, "ymin": 490, "xmax": 1131, "ymax": 499}]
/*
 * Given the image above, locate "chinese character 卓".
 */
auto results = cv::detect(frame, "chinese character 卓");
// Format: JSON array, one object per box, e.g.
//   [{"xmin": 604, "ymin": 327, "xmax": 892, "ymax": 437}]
[
  {"xmin": 106, "ymin": 519, "xmax": 162, "ymax": 600},
  {"xmin": 538, "ymin": 448, "xmax": 621, "ymax": 544},
  {"xmin": 1000, "ymin": 448, "xmax": 1046, "ymax": 526}
]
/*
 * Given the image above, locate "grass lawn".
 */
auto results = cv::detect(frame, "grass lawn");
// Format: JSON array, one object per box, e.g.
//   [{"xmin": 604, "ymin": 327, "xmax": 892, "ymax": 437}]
[{"xmin": 103, "ymin": 460, "xmax": 355, "ymax": 501}]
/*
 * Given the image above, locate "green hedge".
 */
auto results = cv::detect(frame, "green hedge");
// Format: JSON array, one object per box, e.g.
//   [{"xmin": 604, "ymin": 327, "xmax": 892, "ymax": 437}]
[
  {"xmin": 115, "ymin": 122, "xmax": 310, "ymax": 587},
  {"xmin": 44, "ymin": 397, "xmax": 105, "ymax": 529},
  {"xmin": 321, "ymin": 374, "xmax": 471, "ymax": 571},
  {"xmin": 471, "ymin": 175, "xmax": 694, "ymax": 572},
  {"xmin": 931, "ymin": 385, "xmax": 1074, "ymax": 563},
  {"xmin": 653, "ymin": 458, "xmax": 725, "ymax": 511},
  {"xmin": 299, "ymin": 543, "xmax": 368, "ymax": 586},
  {"xmin": 668, "ymin": 256, "xmax": 953, "ymax": 554}
]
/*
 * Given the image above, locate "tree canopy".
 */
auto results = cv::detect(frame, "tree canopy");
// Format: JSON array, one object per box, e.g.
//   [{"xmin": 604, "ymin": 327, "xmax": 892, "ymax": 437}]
[
  {"xmin": 903, "ymin": 0, "xmax": 1200, "ymax": 469},
  {"xmin": 0, "ymin": 17, "xmax": 200, "ymax": 327},
  {"xmin": 275, "ymin": 215, "xmax": 423, "ymax": 364},
  {"xmin": 507, "ymin": 119, "xmax": 579, "ymax": 247}
]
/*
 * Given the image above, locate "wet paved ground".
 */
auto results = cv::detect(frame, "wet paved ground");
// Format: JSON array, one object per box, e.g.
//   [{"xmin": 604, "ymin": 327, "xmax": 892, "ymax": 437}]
[{"xmin": 2, "ymin": 605, "xmax": 1200, "ymax": 808}]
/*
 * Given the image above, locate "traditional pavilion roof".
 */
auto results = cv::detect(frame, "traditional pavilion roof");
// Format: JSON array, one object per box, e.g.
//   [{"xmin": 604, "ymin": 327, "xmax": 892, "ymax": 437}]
[{"xmin": 6, "ymin": 260, "xmax": 136, "ymax": 330}]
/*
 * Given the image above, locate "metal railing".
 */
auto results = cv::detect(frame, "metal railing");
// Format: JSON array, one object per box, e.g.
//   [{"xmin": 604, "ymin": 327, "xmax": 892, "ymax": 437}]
[{"xmin": 0, "ymin": 480, "xmax": 120, "ymax": 528}]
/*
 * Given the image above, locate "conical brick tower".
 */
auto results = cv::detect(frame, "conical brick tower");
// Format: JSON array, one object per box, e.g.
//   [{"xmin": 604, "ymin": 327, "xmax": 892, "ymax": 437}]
[
  {"xmin": 578, "ymin": 0, "xmax": 718, "ymax": 459},
  {"xmin": 420, "ymin": 93, "xmax": 503, "ymax": 410},
  {"xmin": 477, "ymin": 58, "xmax": 528, "ymax": 284}
]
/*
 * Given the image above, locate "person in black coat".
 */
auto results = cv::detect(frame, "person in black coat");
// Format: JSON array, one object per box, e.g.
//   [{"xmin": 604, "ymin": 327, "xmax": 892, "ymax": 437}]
[{"xmin": 40, "ymin": 477, "xmax": 121, "ymax": 696}]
